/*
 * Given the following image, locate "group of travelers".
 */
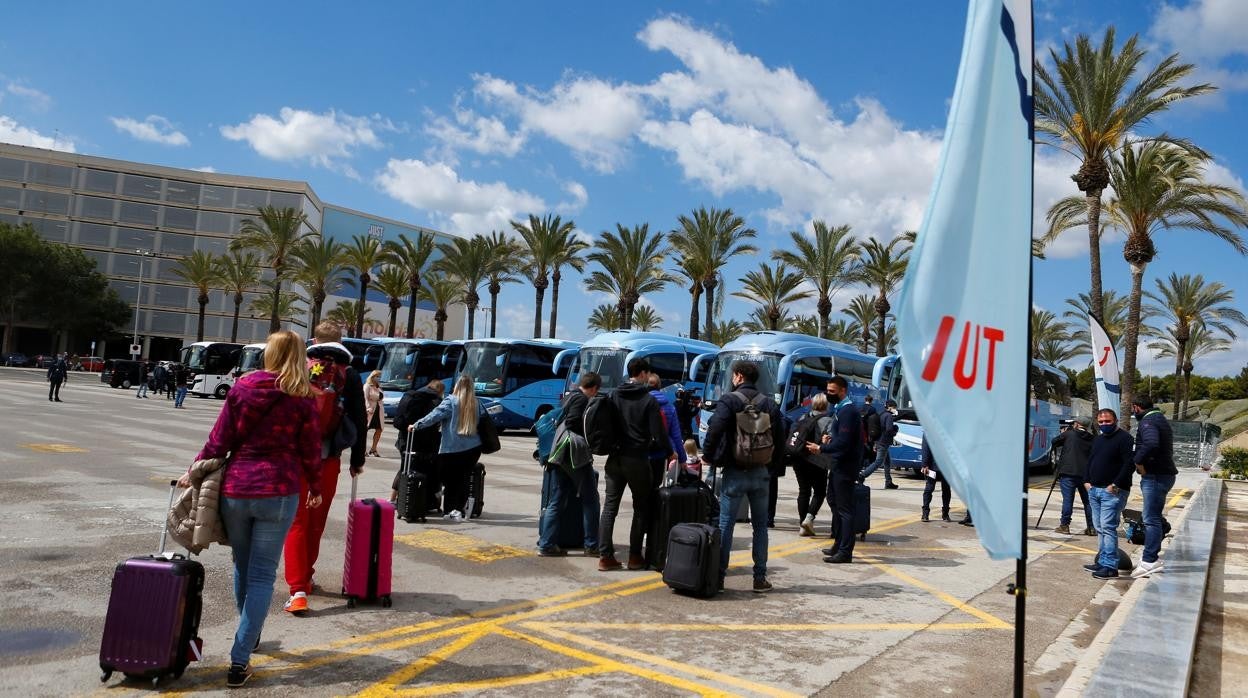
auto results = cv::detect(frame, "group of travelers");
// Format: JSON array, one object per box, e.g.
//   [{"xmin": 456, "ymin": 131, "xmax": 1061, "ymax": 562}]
[{"xmin": 136, "ymin": 361, "xmax": 190, "ymax": 406}]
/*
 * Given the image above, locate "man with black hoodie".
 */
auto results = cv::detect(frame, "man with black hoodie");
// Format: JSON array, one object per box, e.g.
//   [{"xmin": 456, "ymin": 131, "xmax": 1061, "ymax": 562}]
[
  {"xmin": 1051, "ymin": 417, "xmax": 1095, "ymax": 535},
  {"xmin": 599, "ymin": 359, "xmax": 674, "ymax": 572},
  {"xmin": 1083, "ymin": 408, "xmax": 1135, "ymax": 579},
  {"xmin": 283, "ymin": 321, "xmax": 367, "ymax": 616}
]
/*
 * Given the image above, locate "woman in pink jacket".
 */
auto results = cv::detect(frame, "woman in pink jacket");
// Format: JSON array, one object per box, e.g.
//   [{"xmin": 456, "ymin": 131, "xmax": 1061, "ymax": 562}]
[{"xmin": 181, "ymin": 330, "xmax": 321, "ymax": 688}]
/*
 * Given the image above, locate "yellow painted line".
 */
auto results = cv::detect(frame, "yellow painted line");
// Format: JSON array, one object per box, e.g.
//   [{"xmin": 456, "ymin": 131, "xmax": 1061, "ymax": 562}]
[
  {"xmin": 527, "ymin": 625, "xmax": 804, "ymax": 698},
  {"xmin": 356, "ymin": 629, "xmax": 489, "ymax": 697},
  {"xmin": 395, "ymin": 529, "xmax": 529, "ymax": 563},
  {"xmin": 1045, "ymin": 539, "xmax": 1098, "ymax": 554},
  {"xmin": 523, "ymin": 620, "xmax": 999, "ymax": 633},
  {"xmin": 19, "ymin": 442, "xmax": 87, "ymax": 453},
  {"xmin": 1167, "ymin": 487, "xmax": 1191, "ymax": 510},
  {"xmin": 858, "ymin": 557, "xmax": 1013, "ymax": 630},
  {"xmin": 391, "ymin": 665, "xmax": 615, "ymax": 697}
]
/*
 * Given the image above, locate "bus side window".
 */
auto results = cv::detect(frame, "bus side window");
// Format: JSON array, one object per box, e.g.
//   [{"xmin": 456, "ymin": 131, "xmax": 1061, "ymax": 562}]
[
  {"xmin": 789, "ymin": 357, "xmax": 834, "ymax": 411},
  {"xmin": 509, "ymin": 346, "xmax": 554, "ymax": 390},
  {"xmin": 649, "ymin": 353, "xmax": 686, "ymax": 388}
]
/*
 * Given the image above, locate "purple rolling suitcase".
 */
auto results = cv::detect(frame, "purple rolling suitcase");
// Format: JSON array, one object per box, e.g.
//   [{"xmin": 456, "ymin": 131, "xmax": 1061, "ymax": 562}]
[{"xmin": 99, "ymin": 481, "xmax": 204, "ymax": 687}]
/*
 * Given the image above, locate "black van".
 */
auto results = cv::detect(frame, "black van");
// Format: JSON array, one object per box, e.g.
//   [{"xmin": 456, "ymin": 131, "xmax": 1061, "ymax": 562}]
[{"xmin": 102, "ymin": 359, "xmax": 144, "ymax": 389}]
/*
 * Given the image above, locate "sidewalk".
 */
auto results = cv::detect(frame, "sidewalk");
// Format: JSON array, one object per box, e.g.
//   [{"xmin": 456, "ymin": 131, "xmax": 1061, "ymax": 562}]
[{"xmin": 1190, "ymin": 481, "xmax": 1248, "ymax": 693}]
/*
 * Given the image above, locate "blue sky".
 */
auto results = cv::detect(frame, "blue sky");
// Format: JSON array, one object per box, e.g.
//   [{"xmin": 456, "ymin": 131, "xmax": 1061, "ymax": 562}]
[{"xmin": 3, "ymin": 0, "xmax": 1246, "ymax": 375}]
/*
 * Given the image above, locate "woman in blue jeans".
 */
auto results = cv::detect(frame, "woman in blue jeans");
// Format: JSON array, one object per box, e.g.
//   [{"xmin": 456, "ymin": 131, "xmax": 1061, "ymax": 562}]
[{"xmin": 181, "ymin": 330, "xmax": 321, "ymax": 687}]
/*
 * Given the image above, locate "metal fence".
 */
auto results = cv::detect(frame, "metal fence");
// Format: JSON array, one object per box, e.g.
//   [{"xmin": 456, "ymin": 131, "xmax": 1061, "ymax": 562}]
[{"xmin": 1171, "ymin": 420, "xmax": 1221, "ymax": 469}]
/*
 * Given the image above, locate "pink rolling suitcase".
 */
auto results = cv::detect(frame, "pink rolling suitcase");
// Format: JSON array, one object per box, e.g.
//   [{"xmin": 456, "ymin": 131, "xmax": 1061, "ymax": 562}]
[
  {"xmin": 99, "ymin": 481, "xmax": 204, "ymax": 687},
  {"xmin": 342, "ymin": 475, "xmax": 395, "ymax": 608}
]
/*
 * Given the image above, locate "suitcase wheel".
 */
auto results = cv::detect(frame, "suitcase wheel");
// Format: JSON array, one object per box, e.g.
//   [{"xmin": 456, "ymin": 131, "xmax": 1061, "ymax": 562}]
[
  {"xmin": 381, "ymin": 595, "xmax": 392, "ymax": 608},
  {"xmin": 346, "ymin": 596, "xmax": 357, "ymax": 609},
  {"xmin": 100, "ymin": 670, "xmax": 112, "ymax": 683}
]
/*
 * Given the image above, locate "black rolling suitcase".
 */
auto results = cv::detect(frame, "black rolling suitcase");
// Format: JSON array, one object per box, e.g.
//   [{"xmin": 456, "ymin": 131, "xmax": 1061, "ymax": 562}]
[
  {"xmin": 396, "ymin": 430, "xmax": 431, "ymax": 523},
  {"xmin": 830, "ymin": 482, "xmax": 872, "ymax": 542},
  {"xmin": 540, "ymin": 467, "xmax": 585, "ymax": 549},
  {"xmin": 647, "ymin": 483, "xmax": 709, "ymax": 571},
  {"xmin": 662, "ymin": 523, "xmax": 722, "ymax": 598},
  {"xmin": 466, "ymin": 462, "xmax": 486, "ymax": 519}
]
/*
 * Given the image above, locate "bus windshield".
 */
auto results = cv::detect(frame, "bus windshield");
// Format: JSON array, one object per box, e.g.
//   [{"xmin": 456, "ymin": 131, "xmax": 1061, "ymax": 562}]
[
  {"xmin": 461, "ymin": 344, "xmax": 508, "ymax": 395},
  {"xmin": 703, "ymin": 351, "xmax": 782, "ymax": 403},
  {"xmin": 889, "ymin": 361, "xmax": 917, "ymax": 418},
  {"xmin": 577, "ymin": 348, "xmax": 629, "ymax": 392},
  {"xmin": 236, "ymin": 346, "xmax": 264, "ymax": 374},
  {"xmin": 379, "ymin": 343, "xmax": 426, "ymax": 391},
  {"xmin": 180, "ymin": 346, "xmax": 206, "ymax": 372}
]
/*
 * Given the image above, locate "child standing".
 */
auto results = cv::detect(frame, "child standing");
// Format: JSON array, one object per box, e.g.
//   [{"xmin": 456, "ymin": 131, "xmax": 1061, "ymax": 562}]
[{"xmin": 683, "ymin": 439, "xmax": 703, "ymax": 479}]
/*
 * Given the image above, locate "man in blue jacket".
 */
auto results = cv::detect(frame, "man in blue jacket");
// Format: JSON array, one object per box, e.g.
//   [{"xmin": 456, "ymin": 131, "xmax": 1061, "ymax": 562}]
[
  {"xmin": 859, "ymin": 399, "xmax": 899, "ymax": 489},
  {"xmin": 1130, "ymin": 395, "xmax": 1176, "ymax": 578},
  {"xmin": 1083, "ymin": 408, "xmax": 1135, "ymax": 579},
  {"xmin": 807, "ymin": 376, "xmax": 863, "ymax": 563}
]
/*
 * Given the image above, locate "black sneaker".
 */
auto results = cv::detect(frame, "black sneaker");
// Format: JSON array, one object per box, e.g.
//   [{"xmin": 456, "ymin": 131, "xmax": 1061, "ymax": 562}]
[
  {"xmin": 752, "ymin": 577, "xmax": 773, "ymax": 593},
  {"xmin": 537, "ymin": 546, "xmax": 568, "ymax": 557},
  {"xmin": 1082, "ymin": 563, "xmax": 1099, "ymax": 572},
  {"xmin": 583, "ymin": 546, "xmax": 599, "ymax": 557},
  {"xmin": 1092, "ymin": 566, "xmax": 1119, "ymax": 580},
  {"xmin": 227, "ymin": 663, "xmax": 252, "ymax": 688},
  {"xmin": 885, "ymin": 483, "xmax": 900, "ymax": 490}
]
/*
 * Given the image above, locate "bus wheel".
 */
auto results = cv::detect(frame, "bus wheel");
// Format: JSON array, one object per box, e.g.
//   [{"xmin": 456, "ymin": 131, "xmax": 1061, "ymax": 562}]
[{"xmin": 215, "ymin": 384, "xmax": 230, "ymax": 399}]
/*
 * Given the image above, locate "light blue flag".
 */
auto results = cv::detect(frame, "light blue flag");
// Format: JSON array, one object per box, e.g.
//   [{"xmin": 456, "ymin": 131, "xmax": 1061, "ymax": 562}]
[
  {"xmin": 895, "ymin": 0, "xmax": 1033, "ymax": 560},
  {"xmin": 1089, "ymin": 314, "xmax": 1121, "ymax": 410}
]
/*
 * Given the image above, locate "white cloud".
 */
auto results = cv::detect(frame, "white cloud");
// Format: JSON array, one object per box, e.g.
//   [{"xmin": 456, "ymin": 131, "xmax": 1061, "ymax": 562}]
[
  {"xmin": 425, "ymin": 104, "xmax": 524, "ymax": 160},
  {"xmin": 221, "ymin": 107, "xmax": 391, "ymax": 172},
  {"xmin": 376, "ymin": 158, "xmax": 546, "ymax": 235},
  {"xmin": 191, "ymin": 166, "xmax": 217, "ymax": 173},
  {"xmin": 1151, "ymin": 0, "xmax": 1248, "ymax": 91},
  {"xmin": 110, "ymin": 115, "xmax": 189, "ymax": 146},
  {"xmin": 475, "ymin": 73, "xmax": 647, "ymax": 173},
  {"xmin": 5, "ymin": 83, "xmax": 51, "ymax": 111},
  {"xmin": 554, "ymin": 180, "xmax": 589, "ymax": 215},
  {"xmin": 0, "ymin": 115, "xmax": 75, "ymax": 152}
]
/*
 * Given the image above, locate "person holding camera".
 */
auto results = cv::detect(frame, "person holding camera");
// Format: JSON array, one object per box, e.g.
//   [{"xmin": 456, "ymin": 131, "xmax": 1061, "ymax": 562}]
[{"xmin": 1052, "ymin": 416, "xmax": 1095, "ymax": 536}]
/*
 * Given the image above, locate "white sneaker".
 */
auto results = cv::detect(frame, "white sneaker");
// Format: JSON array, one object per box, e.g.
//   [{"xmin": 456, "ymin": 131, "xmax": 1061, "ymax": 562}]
[
  {"xmin": 444, "ymin": 510, "xmax": 463, "ymax": 521},
  {"xmin": 1131, "ymin": 559, "xmax": 1164, "ymax": 578},
  {"xmin": 800, "ymin": 515, "xmax": 816, "ymax": 537}
]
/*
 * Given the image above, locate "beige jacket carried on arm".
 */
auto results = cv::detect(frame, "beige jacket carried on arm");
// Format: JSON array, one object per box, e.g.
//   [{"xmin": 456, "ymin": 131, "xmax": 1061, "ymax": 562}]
[{"xmin": 168, "ymin": 457, "xmax": 229, "ymax": 554}]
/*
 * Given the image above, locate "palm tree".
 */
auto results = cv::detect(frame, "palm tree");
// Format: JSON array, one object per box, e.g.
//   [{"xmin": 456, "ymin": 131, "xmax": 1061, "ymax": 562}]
[
  {"xmin": 512, "ymin": 214, "xmax": 576, "ymax": 338},
  {"xmin": 586, "ymin": 223, "xmax": 675, "ymax": 329},
  {"xmin": 341, "ymin": 234, "xmax": 385, "ymax": 338},
  {"xmin": 1063, "ymin": 289, "xmax": 1135, "ymax": 358},
  {"xmin": 373, "ymin": 265, "xmax": 411, "ymax": 338},
  {"xmin": 171, "ymin": 250, "xmax": 221, "ymax": 342},
  {"xmin": 1148, "ymin": 325, "xmax": 1232, "ymax": 418},
  {"xmin": 1145, "ymin": 273, "xmax": 1246, "ymax": 418},
  {"xmin": 382, "ymin": 232, "xmax": 436, "ymax": 339},
  {"xmin": 732, "ymin": 262, "xmax": 811, "ymax": 331},
  {"xmin": 789, "ymin": 314, "xmax": 821, "ymax": 337},
  {"xmin": 482, "ymin": 231, "xmax": 522, "ymax": 338},
  {"xmin": 290, "ymin": 236, "xmax": 348, "ymax": 330},
  {"xmin": 855, "ymin": 237, "xmax": 910, "ymax": 357},
  {"xmin": 1030, "ymin": 308, "xmax": 1070, "ymax": 360},
  {"xmin": 232, "ymin": 205, "xmax": 315, "ymax": 333},
  {"xmin": 825, "ymin": 318, "xmax": 860, "ymax": 346},
  {"xmin": 1050, "ymin": 141, "xmax": 1248, "ymax": 426},
  {"xmin": 668, "ymin": 207, "xmax": 758, "ymax": 340},
  {"xmin": 587, "ymin": 303, "xmax": 622, "ymax": 333},
  {"xmin": 325, "ymin": 299, "xmax": 368, "ymax": 336},
  {"xmin": 435, "ymin": 235, "xmax": 492, "ymax": 339},
  {"xmin": 629, "ymin": 305, "xmax": 663, "ymax": 332},
  {"xmin": 705, "ymin": 319, "xmax": 745, "ymax": 346},
  {"xmin": 249, "ymin": 289, "xmax": 306, "ymax": 330},
  {"xmin": 743, "ymin": 306, "xmax": 797, "ymax": 333},
  {"xmin": 215, "ymin": 252, "xmax": 261, "ymax": 342},
  {"xmin": 418, "ymin": 272, "xmax": 459, "ymax": 341},
  {"xmin": 1036, "ymin": 338, "xmax": 1079, "ymax": 366},
  {"xmin": 1034, "ymin": 28, "xmax": 1214, "ymax": 323},
  {"xmin": 546, "ymin": 231, "xmax": 589, "ymax": 339},
  {"xmin": 771, "ymin": 221, "xmax": 860, "ymax": 338},
  {"xmin": 843, "ymin": 294, "xmax": 878, "ymax": 354}
]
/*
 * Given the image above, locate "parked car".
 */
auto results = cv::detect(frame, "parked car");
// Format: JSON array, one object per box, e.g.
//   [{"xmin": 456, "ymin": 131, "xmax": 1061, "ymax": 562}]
[
  {"xmin": 103, "ymin": 359, "xmax": 144, "ymax": 389},
  {"xmin": 33, "ymin": 355, "xmax": 58, "ymax": 369},
  {"xmin": 2, "ymin": 352, "xmax": 30, "ymax": 367},
  {"xmin": 76, "ymin": 356, "xmax": 105, "ymax": 371}
]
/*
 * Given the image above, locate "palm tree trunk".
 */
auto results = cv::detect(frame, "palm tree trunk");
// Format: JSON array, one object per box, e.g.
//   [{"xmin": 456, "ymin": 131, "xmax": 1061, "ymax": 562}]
[
  {"xmin": 1085, "ymin": 192, "xmax": 1105, "ymax": 325},
  {"xmin": 688, "ymin": 285, "xmax": 702, "ymax": 340},
  {"xmin": 1171, "ymin": 346, "xmax": 1185, "ymax": 420},
  {"xmin": 231, "ymin": 294, "xmax": 242, "ymax": 342},
  {"xmin": 197, "ymin": 296, "xmax": 207, "ymax": 342},
  {"xmin": 311, "ymin": 288, "xmax": 325, "ymax": 331},
  {"xmin": 490, "ymin": 287, "xmax": 500, "ymax": 338},
  {"xmin": 1182, "ymin": 366, "xmax": 1194, "ymax": 417},
  {"xmin": 549, "ymin": 271, "xmax": 560, "ymax": 339},
  {"xmin": 355, "ymin": 276, "xmax": 368, "ymax": 338},
  {"xmin": 436, "ymin": 310, "xmax": 447, "ymax": 341},
  {"xmin": 817, "ymin": 294, "xmax": 832, "ymax": 340},
  {"xmin": 703, "ymin": 278, "xmax": 717, "ymax": 339},
  {"xmin": 388, "ymin": 305, "xmax": 398, "ymax": 338},
  {"xmin": 467, "ymin": 302, "xmax": 477, "ymax": 340},
  {"xmin": 406, "ymin": 284, "xmax": 419, "ymax": 338},
  {"xmin": 533, "ymin": 282, "xmax": 546, "ymax": 338},
  {"xmin": 269, "ymin": 279, "xmax": 282, "ymax": 334},
  {"xmin": 1119, "ymin": 263, "xmax": 1146, "ymax": 430}
]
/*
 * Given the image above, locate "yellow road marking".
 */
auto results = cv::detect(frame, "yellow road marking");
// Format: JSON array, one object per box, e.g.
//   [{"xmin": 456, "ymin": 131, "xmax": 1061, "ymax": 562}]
[
  {"xmin": 356, "ymin": 630, "xmax": 489, "ymax": 697},
  {"xmin": 19, "ymin": 442, "xmax": 87, "ymax": 453},
  {"xmin": 395, "ymin": 529, "xmax": 529, "ymax": 563},
  {"xmin": 858, "ymin": 557, "xmax": 1013, "ymax": 630},
  {"xmin": 390, "ymin": 665, "xmax": 615, "ymax": 697},
  {"xmin": 524, "ymin": 621, "xmax": 999, "ymax": 632},
  {"xmin": 1167, "ymin": 487, "xmax": 1190, "ymax": 509},
  {"xmin": 524, "ymin": 625, "xmax": 803, "ymax": 698},
  {"xmin": 1045, "ymin": 539, "xmax": 1097, "ymax": 554}
]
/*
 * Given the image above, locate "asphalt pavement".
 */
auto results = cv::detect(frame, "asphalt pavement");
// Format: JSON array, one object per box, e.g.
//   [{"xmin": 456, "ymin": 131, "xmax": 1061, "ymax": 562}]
[{"xmin": 0, "ymin": 367, "xmax": 1202, "ymax": 696}]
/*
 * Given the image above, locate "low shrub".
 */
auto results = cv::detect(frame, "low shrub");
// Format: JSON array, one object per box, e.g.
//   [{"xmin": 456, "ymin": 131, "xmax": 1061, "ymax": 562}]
[{"xmin": 1214, "ymin": 447, "xmax": 1248, "ymax": 480}]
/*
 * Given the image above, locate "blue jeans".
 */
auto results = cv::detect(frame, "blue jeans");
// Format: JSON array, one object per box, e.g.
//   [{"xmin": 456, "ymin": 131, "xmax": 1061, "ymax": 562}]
[
  {"xmin": 175, "ymin": 386, "xmax": 188, "ymax": 407},
  {"xmin": 1088, "ymin": 486, "xmax": 1128, "ymax": 570},
  {"xmin": 859, "ymin": 445, "xmax": 892, "ymax": 484},
  {"xmin": 537, "ymin": 467, "xmax": 601, "ymax": 550},
  {"xmin": 136, "ymin": 382, "xmax": 148, "ymax": 397},
  {"xmin": 718, "ymin": 466, "xmax": 770, "ymax": 581},
  {"xmin": 219, "ymin": 494, "xmax": 299, "ymax": 667},
  {"xmin": 1059, "ymin": 476, "xmax": 1093, "ymax": 529},
  {"xmin": 1139, "ymin": 474, "xmax": 1176, "ymax": 563}
]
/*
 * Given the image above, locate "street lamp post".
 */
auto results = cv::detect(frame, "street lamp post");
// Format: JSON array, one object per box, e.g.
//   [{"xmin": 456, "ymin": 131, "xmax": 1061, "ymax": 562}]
[{"xmin": 131, "ymin": 249, "xmax": 154, "ymax": 358}]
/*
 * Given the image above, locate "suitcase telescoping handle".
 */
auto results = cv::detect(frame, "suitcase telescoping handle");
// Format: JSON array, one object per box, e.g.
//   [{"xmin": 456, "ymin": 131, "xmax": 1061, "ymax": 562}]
[
  {"xmin": 404, "ymin": 427, "xmax": 415, "ymax": 477},
  {"xmin": 159, "ymin": 479, "xmax": 178, "ymax": 556},
  {"xmin": 350, "ymin": 471, "xmax": 358, "ymax": 502}
]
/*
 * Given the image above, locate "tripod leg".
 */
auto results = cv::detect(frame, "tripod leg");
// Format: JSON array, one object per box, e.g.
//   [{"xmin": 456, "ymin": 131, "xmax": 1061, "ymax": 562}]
[{"xmin": 1033, "ymin": 475, "xmax": 1059, "ymax": 529}]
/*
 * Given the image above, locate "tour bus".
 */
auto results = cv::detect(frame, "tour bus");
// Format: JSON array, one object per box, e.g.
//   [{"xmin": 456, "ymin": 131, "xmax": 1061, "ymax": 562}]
[
  {"xmin": 457, "ymin": 338, "xmax": 581, "ymax": 431},
  {"xmin": 376, "ymin": 337, "xmax": 463, "ymax": 419},
  {"xmin": 696, "ymin": 331, "xmax": 881, "ymax": 445},
  {"xmin": 874, "ymin": 355, "xmax": 1075, "ymax": 473},
  {"xmin": 180, "ymin": 341, "xmax": 245, "ymax": 398},
  {"xmin": 560, "ymin": 331, "xmax": 720, "ymax": 396},
  {"xmin": 231, "ymin": 343, "xmax": 267, "ymax": 379}
]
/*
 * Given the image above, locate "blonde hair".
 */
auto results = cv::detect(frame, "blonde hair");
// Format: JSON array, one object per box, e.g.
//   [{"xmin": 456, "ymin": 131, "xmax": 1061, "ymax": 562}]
[
  {"xmin": 684, "ymin": 439, "xmax": 699, "ymax": 458},
  {"xmin": 264, "ymin": 330, "xmax": 313, "ymax": 398},
  {"xmin": 314, "ymin": 321, "xmax": 342, "ymax": 343},
  {"xmin": 453, "ymin": 374, "xmax": 479, "ymax": 435},
  {"xmin": 367, "ymin": 370, "xmax": 382, "ymax": 387},
  {"xmin": 811, "ymin": 393, "xmax": 829, "ymax": 412}
]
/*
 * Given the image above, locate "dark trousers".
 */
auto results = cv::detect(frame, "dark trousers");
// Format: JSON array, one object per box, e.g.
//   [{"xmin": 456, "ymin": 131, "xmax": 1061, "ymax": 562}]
[
  {"xmin": 48, "ymin": 380, "xmax": 63, "ymax": 400},
  {"xmin": 767, "ymin": 473, "xmax": 779, "ymax": 525},
  {"xmin": 439, "ymin": 447, "xmax": 481, "ymax": 515},
  {"xmin": 599, "ymin": 454, "xmax": 654, "ymax": 559},
  {"xmin": 795, "ymin": 461, "xmax": 826, "ymax": 520},
  {"xmin": 922, "ymin": 474, "xmax": 951, "ymax": 514},
  {"xmin": 830, "ymin": 470, "xmax": 858, "ymax": 557}
]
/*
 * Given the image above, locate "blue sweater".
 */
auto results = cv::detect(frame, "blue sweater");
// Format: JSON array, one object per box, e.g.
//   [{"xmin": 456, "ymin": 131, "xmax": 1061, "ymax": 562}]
[{"xmin": 1085, "ymin": 429, "xmax": 1135, "ymax": 490}]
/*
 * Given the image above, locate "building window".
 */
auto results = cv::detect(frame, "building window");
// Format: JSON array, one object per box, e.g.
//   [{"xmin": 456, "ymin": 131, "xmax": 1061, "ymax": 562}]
[
  {"xmin": 164, "ymin": 180, "xmax": 200, "ymax": 205},
  {"xmin": 81, "ymin": 169, "xmax": 119, "ymax": 194},
  {"xmin": 24, "ymin": 216, "xmax": 70, "ymax": 242},
  {"xmin": 78, "ymin": 195, "xmax": 117, "ymax": 221},
  {"xmin": 119, "ymin": 200, "xmax": 159, "ymax": 226},
  {"xmin": 200, "ymin": 185, "xmax": 234, "ymax": 209},
  {"xmin": 109, "ymin": 279, "xmax": 138, "ymax": 303},
  {"xmin": 0, "ymin": 157, "xmax": 25, "ymax": 182},
  {"xmin": 76, "ymin": 222, "xmax": 114, "ymax": 247},
  {"xmin": 25, "ymin": 190, "xmax": 71, "ymax": 215},
  {"xmin": 0, "ymin": 185, "xmax": 21, "ymax": 209},
  {"xmin": 28, "ymin": 162, "xmax": 74, "ymax": 188},
  {"xmin": 116, "ymin": 227, "xmax": 156, "ymax": 251},
  {"xmin": 162, "ymin": 205, "xmax": 197, "ymax": 230},
  {"xmin": 159, "ymin": 232, "xmax": 195, "ymax": 256},
  {"xmin": 270, "ymin": 190, "xmax": 302, "ymax": 211},
  {"xmin": 234, "ymin": 187, "xmax": 268, "ymax": 211},
  {"xmin": 197, "ymin": 210, "xmax": 232, "ymax": 234},
  {"xmin": 194, "ymin": 235, "xmax": 228, "ymax": 255},
  {"xmin": 122, "ymin": 174, "xmax": 162, "ymax": 200},
  {"xmin": 150, "ymin": 310, "xmax": 188, "ymax": 334},
  {"xmin": 152, "ymin": 284, "xmax": 191, "ymax": 310}
]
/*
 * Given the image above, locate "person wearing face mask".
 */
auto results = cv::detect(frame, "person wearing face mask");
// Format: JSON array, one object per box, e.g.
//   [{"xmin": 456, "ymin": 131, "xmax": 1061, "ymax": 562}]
[
  {"xmin": 1082, "ymin": 408, "xmax": 1136, "ymax": 579},
  {"xmin": 806, "ymin": 376, "xmax": 863, "ymax": 564},
  {"xmin": 1129, "ymin": 395, "xmax": 1176, "ymax": 579},
  {"xmin": 1050, "ymin": 416, "xmax": 1095, "ymax": 536}
]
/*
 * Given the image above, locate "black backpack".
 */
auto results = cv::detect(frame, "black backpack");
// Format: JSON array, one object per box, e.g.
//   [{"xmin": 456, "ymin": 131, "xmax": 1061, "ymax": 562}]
[
  {"xmin": 785, "ymin": 412, "xmax": 821, "ymax": 459},
  {"xmin": 583, "ymin": 394, "xmax": 622, "ymax": 456}
]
